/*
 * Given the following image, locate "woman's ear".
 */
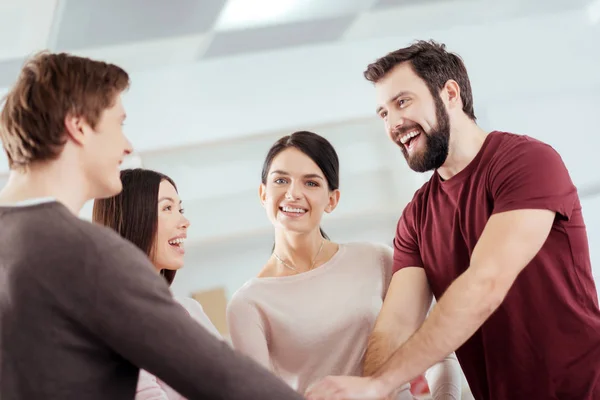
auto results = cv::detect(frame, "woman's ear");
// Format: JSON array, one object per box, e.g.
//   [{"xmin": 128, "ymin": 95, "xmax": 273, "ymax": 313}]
[
  {"xmin": 258, "ymin": 183, "xmax": 267, "ymax": 207},
  {"xmin": 325, "ymin": 189, "xmax": 341, "ymax": 213}
]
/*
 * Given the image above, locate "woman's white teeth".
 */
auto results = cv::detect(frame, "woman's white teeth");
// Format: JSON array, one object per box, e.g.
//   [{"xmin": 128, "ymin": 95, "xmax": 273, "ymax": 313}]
[
  {"xmin": 282, "ymin": 206, "xmax": 306, "ymax": 213},
  {"xmin": 400, "ymin": 130, "xmax": 420, "ymax": 144},
  {"xmin": 168, "ymin": 238, "xmax": 184, "ymax": 245}
]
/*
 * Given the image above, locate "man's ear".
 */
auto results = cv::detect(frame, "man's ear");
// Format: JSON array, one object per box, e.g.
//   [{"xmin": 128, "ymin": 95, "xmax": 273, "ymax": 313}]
[
  {"xmin": 64, "ymin": 114, "xmax": 86, "ymax": 146},
  {"xmin": 442, "ymin": 79, "xmax": 461, "ymax": 111}
]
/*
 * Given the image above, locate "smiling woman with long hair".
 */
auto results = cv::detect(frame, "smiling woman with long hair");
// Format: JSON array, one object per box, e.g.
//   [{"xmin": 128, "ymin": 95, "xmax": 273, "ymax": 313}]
[{"xmin": 93, "ymin": 168, "xmax": 221, "ymax": 400}]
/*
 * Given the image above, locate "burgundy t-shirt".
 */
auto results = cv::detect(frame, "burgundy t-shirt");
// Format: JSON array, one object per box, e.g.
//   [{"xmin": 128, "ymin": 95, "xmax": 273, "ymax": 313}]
[{"xmin": 394, "ymin": 131, "xmax": 600, "ymax": 399}]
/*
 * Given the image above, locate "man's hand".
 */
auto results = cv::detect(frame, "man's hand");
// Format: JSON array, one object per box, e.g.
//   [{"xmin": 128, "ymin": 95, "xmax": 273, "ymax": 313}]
[{"xmin": 304, "ymin": 375, "xmax": 390, "ymax": 400}]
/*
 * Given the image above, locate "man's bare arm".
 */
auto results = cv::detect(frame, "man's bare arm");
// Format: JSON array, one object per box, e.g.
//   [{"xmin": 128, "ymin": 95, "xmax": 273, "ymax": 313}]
[
  {"xmin": 363, "ymin": 267, "xmax": 432, "ymax": 376},
  {"xmin": 372, "ymin": 209, "xmax": 555, "ymax": 394}
]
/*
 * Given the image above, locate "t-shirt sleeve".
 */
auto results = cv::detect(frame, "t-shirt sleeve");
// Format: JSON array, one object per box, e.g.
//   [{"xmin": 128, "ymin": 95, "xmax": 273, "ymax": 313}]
[
  {"xmin": 60, "ymin": 230, "xmax": 302, "ymax": 400},
  {"xmin": 489, "ymin": 137, "xmax": 578, "ymax": 220},
  {"xmin": 393, "ymin": 204, "xmax": 424, "ymax": 273}
]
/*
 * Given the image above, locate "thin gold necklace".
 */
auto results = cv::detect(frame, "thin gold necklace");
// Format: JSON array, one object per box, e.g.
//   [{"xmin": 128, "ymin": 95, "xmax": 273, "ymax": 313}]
[{"xmin": 274, "ymin": 239, "xmax": 325, "ymax": 273}]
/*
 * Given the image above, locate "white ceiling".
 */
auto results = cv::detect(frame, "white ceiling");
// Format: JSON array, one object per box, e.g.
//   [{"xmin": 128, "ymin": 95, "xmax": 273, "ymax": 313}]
[{"xmin": 0, "ymin": 0, "xmax": 592, "ymax": 87}]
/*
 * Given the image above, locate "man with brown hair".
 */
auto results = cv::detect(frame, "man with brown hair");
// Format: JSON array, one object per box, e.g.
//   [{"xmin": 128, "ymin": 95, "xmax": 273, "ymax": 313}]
[
  {"xmin": 305, "ymin": 40, "xmax": 600, "ymax": 400},
  {"xmin": 0, "ymin": 52, "xmax": 303, "ymax": 400}
]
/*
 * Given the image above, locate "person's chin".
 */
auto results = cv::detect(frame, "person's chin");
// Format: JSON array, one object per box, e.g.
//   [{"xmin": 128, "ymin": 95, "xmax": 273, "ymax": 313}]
[
  {"xmin": 106, "ymin": 177, "xmax": 123, "ymax": 195},
  {"xmin": 280, "ymin": 221, "xmax": 314, "ymax": 234},
  {"xmin": 164, "ymin": 263, "xmax": 184, "ymax": 271},
  {"xmin": 168, "ymin": 257, "xmax": 185, "ymax": 270},
  {"xmin": 92, "ymin": 179, "xmax": 122, "ymax": 200}
]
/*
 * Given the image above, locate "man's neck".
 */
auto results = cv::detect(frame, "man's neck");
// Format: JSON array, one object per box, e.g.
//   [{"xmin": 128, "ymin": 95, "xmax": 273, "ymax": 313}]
[
  {"xmin": 0, "ymin": 163, "xmax": 89, "ymax": 215},
  {"xmin": 437, "ymin": 120, "xmax": 489, "ymax": 181}
]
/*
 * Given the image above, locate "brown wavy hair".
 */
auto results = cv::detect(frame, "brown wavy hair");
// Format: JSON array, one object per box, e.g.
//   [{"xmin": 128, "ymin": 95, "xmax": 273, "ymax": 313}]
[{"xmin": 0, "ymin": 51, "xmax": 129, "ymax": 170}]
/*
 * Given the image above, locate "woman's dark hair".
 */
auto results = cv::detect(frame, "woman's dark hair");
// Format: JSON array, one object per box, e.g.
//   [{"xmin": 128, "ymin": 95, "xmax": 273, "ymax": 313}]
[
  {"xmin": 261, "ymin": 130, "xmax": 340, "ymax": 241},
  {"xmin": 92, "ymin": 168, "xmax": 178, "ymax": 285}
]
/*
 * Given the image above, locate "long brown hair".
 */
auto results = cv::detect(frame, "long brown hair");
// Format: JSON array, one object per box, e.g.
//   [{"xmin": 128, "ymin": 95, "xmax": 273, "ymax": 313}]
[{"xmin": 92, "ymin": 168, "xmax": 178, "ymax": 285}]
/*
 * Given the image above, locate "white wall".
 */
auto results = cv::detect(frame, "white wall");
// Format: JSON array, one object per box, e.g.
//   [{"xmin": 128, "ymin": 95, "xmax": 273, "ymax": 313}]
[{"xmin": 582, "ymin": 194, "xmax": 600, "ymax": 281}]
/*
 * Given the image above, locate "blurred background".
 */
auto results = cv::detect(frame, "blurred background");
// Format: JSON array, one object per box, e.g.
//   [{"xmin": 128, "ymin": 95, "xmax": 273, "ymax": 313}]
[{"xmin": 0, "ymin": 1, "xmax": 598, "ymax": 397}]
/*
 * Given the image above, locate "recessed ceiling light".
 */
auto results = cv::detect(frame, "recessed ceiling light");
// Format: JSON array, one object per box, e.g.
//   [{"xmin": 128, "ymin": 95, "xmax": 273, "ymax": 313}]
[{"xmin": 215, "ymin": 0, "xmax": 306, "ymax": 31}]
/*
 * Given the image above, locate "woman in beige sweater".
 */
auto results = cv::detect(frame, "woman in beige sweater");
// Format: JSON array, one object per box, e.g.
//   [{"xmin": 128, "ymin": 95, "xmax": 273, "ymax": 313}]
[{"xmin": 226, "ymin": 131, "xmax": 462, "ymax": 399}]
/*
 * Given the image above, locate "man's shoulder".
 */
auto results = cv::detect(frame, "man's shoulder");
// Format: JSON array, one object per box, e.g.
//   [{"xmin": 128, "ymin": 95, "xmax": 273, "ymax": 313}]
[
  {"xmin": 61, "ymin": 206, "xmax": 132, "ymax": 248},
  {"xmin": 483, "ymin": 131, "xmax": 567, "ymax": 182},
  {"xmin": 69, "ymin": 215, "xmax": 149, "ymax": 268},
  {"xmin": 487, "ymin": 130, "xmax": 557, "ymax": 159},
  {"xmin": 2, "ymin": 201, "xmax": 143, "ymax": 262},
  {"xmin": 0, "ymin": 201, "xmax": 154, "ymax": 306}
]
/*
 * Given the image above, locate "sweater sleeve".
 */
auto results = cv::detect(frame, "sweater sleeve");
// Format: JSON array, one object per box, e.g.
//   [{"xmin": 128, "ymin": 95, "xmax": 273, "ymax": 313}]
[
  {"xmin": 422, "ymin": 298, "xmax": 463, "ymax": 400},
  {"xmin": 60, "ymin": 233, "xmax": 302, "ymax": 400},
  {"xmin": 378, "ymin": 243, "xmax": 395, "ymax": 299},
  {"xmin": 135, "ymin": 370, "xmax": 170, "ymax": 400},
  {"xmin": 133, "ymin": 298, "xmax": 224, "ymax": 400},
  {"xmin": 424, "ymin": 353, "xmax": 463, "ymax": 400},
  {"xmin": 175, "ymin": 296, "xmax": 222, "ymax": 339},
  {"xmin": 226, "ymin": 290, "xmax": 273, "ymax": 371}
]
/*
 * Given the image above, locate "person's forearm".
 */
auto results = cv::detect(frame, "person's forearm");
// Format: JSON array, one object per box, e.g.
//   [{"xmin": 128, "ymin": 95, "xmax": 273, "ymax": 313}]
[
  {"xmin": 363, "ymin": 327, "xmax": 418, "ymax": 377},
  {"xmin": 81, "ymin": 240, "xmax": 301, "ymax": 399},
  {"xmin": 139, "ymin": 320, "xmax": 301, "ymax": 400},
  {"xmin": 373, "ymin": 267, "xmax": 505, "ymax": 393},
  {"xmin": 363, "ymin": 330, "xmax": 396, "ymax": 376},
  {"xmin": 93, "ymin": 284, "xmax": 302, "ymax": 399},
  {"xmin": 181, "ymin": 332, "xmax": 300, "ymax": 399}
]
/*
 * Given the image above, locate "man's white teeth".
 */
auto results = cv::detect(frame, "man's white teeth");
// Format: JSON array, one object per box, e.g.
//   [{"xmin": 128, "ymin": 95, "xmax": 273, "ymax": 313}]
[
  {"xmin": 400, "ymin": 130, "xmax": 420, "ymax": 144},
  {"xmin": 282, "ymin": 206, "xmax": 306, "ymax": 213},
  {"xmin": 168, "ymin": 238, "xmax": 184, "ymax": 245}
]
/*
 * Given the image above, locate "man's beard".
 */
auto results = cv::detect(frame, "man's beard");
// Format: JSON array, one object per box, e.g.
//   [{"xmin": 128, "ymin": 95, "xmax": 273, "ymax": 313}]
[{"xmin": 397, "ymin": 96, "xmax": 450, "ymax": 173}]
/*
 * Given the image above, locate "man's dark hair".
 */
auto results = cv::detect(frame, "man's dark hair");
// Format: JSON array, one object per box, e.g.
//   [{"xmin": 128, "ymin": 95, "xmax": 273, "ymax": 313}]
[{"xmin": 364, "ymin": 40, "xmax": 476, "ymax": 120}]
